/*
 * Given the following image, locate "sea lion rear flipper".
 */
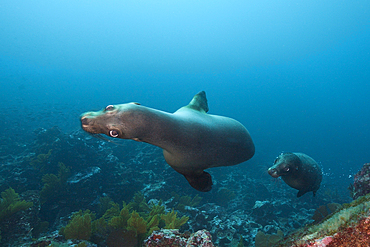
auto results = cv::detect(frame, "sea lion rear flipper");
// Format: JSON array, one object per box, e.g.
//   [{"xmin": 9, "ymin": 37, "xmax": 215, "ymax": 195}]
[
  {"xmin": 183, "ymin": 171, "xmax": 213, "ymax": 192},
  {"xmin": 186, "ymin": 91, "xmax": 209, "ymax": 113}
]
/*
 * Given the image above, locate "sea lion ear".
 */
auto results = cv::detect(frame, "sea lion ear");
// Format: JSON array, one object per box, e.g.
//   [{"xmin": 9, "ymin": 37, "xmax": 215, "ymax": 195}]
[
  {"xmin": 186, "ymin": 91, "xmax": 209, "ymax": 113},
  {"xmin": 130, "ymin": 102, "xmax": 141, "ymax": 105},
  {"xmin": 183, "ymin": 171, "xmax": 213, "ymax": 192}
]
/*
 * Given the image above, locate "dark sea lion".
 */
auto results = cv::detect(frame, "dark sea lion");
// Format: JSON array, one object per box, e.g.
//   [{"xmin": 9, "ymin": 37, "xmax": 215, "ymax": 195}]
[
  {"xmin": 80, "ymin": 91, "xmax": 255, "ymax": 192},
  {"xmin": 268, "ymin": 152, "xmax": 322, "ymax": 197}
]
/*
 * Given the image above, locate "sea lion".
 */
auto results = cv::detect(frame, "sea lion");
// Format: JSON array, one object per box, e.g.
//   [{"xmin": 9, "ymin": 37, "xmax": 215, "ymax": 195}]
[
  {"xmin": 268, "ymin": 152, "xmax": 322, "ymax": 197},
  {"xmin": 80, "ymin": 91, "xmax": 255, "ymax": 192}
]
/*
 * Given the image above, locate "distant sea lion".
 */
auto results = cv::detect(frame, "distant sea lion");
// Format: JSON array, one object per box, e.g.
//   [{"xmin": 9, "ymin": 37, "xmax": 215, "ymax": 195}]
[
  {"xmin": 80, "ymin": 91, "xmax": 255, "ymax": 192},
  {"xmin": 268, "ymin": 152, "xmax": 322, "ymax": 197}
]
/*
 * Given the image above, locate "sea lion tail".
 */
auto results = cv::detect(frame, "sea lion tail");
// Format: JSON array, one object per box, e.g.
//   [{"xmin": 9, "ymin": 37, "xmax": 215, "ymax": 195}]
[
  {"xmin": 186, "ymin": 91, "xmax": 209, "ymax": 113},
  {"xmin": 183, "ymin": 171, "xmax": 213, "ymax": 192}
]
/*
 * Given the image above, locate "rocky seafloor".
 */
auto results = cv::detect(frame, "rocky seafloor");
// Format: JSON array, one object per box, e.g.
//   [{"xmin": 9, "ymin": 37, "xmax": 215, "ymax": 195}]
[{"xmin": 0, "ymin": 126, "xmax": 361, "ymax": 246}]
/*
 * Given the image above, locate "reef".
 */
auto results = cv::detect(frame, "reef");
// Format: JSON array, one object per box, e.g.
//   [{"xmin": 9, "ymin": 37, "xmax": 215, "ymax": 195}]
[
  {"xmin": 144, "ymin": 229, "xmax": 214, "ymax": 247},
  {"xmin": 272, "ymin": 193, "xmax": 370, "ymax": 246},
  {"xmin": 0, "ymin": 126, "xmax": 357, "ymax": 246},
  {"xmin": 349, "ymin": 162, "xmax": 370, "ymax": 200}
]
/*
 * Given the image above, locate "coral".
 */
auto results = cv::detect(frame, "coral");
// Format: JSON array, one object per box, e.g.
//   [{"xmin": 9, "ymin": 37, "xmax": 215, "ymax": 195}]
[
  {"xmin": 0, "ymin": 187, "xmax": 33, "ymax": 222},
  {"xmin": 144, "ymin": 229, "xmax": 188, "ymax": 247},
  {"xmin": 349, "ymin": 163, "xmax": 370, "ymax": 199},
  {"xmin": 187, "ymin": 229, "xmax": 214, "ymax": 247},
  {"xmin": 161, "ymin": 209, "xmax": 189, "ymax": 229},
  {"xmin": 144, "ymin": 229, "xmax": 215, "ymax": 247},
  {"xmin": 60, "ymin": 210, "xmax": 94, "ymax": 240}
]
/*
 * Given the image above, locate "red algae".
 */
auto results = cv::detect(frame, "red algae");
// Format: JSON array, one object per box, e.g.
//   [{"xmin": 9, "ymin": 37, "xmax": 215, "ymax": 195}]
[{"xmin": 326, "ymin": 215, "xmax": 370, "ymax": 246}]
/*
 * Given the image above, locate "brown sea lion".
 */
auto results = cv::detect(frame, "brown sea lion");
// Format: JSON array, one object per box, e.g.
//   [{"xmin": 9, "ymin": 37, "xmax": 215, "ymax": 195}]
[
  {"xmin": 268, "ymin": 152, "xmax": 322, "ymax": 197},
  {"xmin": 80, "ymin": 91, "xmax": 255, "ymax": 192}
]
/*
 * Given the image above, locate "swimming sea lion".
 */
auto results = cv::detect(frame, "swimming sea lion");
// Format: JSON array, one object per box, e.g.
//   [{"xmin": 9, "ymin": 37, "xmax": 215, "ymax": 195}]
[
  {"xmin": 268, "ymin": 152, "xmax": 322, "ymax": 197},
  {"xmin": 80, "ymin": 91, "xmax": 255, "ymax": 192}
]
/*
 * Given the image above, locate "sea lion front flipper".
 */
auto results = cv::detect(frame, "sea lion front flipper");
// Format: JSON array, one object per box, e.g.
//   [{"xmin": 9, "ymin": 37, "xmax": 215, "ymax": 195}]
[
  {"xmin": 186, "ymin": 91, "xmax": 209, "ymax": 113},
  {"xmin": 297, "ymin": 190, "xmax": 307, "ymax": 197},
  {"xmin": 183, "ymin": 171, "xmax": 213, "ymax": 192}
]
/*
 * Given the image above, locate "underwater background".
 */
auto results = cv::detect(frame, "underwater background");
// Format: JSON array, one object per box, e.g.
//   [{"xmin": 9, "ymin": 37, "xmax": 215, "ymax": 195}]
[{"xmin": 0, "ymin": 1, "xmax": 370, "ymax": 246}]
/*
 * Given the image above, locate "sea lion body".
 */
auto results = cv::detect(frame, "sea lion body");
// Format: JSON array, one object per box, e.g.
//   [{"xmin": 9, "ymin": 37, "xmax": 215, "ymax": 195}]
[
  {"xmin": 268, "ymin": 152, "xmax": 322, "ymax": 197},
  {"xmin": 80, "ymin": 91, "xmax": 255, "ymax": 192}
]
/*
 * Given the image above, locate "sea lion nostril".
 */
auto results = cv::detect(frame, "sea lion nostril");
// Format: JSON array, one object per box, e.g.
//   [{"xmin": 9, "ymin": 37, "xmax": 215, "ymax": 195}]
[{"xmin": 81, "ymin": 117, "xmax": 88, "ymax": 125}]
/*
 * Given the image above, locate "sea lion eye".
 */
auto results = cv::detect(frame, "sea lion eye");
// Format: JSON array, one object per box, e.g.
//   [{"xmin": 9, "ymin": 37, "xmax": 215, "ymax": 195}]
[
  {"xmin": 109, "ymin": 130, "xmax": 119, "ymax": 138},
  {"xmin": 105, "ymin": 105, "xmax": 114, "ymax": 111}
]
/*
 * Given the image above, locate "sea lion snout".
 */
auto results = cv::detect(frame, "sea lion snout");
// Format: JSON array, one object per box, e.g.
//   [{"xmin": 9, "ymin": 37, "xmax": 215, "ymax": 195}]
[
  {"xmin": 80, "ymin": 116, "xmax": 94, "ymax": 131},
  {"xmin": 80, "ymin": 116, "xmax": 89, "ymax": 127},
  {"xmin": 80, "ymin": 115, "xmax": 101, "ymax": 134},
  {"xmin": 268, "ymin": 167, "xmax": 279, "ymax": 178}
]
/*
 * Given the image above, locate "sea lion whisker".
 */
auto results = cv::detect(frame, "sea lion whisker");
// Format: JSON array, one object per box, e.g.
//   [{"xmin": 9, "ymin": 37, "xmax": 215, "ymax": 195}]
[{"xmin": 89, "ymin": 133, "xmax": 120, "ymax": 145}]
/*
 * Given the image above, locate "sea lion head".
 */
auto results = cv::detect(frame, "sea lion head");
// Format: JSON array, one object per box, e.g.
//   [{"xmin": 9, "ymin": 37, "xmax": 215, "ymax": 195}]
[
  {"xmin": 80, "ymin": 103, "xmax": 142, "ymax": 139},
  {"xmin": 267, "ymin": 153, "xmax": 300, "ymax": 178}
]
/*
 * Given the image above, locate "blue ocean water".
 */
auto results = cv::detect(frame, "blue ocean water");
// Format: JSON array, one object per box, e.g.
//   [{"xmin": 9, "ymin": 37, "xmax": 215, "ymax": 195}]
[
  {"xmin": 0, "ymin": 1, "xmax": 370, "ymax": 245},
  {"xmin": 2, "ymin": 1, "xmax": 369, "ymax": 175}
]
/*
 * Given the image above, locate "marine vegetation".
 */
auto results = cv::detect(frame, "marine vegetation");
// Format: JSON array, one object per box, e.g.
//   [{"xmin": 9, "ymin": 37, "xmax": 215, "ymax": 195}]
[
  {"xmin": 161, "ymin": 209, "xmax": 189, "ymax": 229},
  {"xmin": 170, "ymin": 192, "xmax": 202, "ymax": 211},
  {"xmin": 216, "ymin": 187, "xmax": 236, "ymax": 206},
  {"xmin": 0, "ymin": 187, "xmax": 33, "ymax": 241},
  {"xmin": 237, "ymin": 235, "xmax": 245, "ymax": 247},
  {"xmin": 255, "ymin": 229, "xmax": 284, "ymax": 247},
  {"xmin": 60, "ymin": 210, "xmax": 94, "ymax": 240},
  {"xmin": 311, "ymin": 203, "xmax": 342, "ymax": 224},
  {"xmin": 29, "ymin": 149, "xmax": 52, "ymax": 173},
  {"xmin": 0, "ymin": 187, "xmax": 33, "ymax": 222},
  {"xmin": 60, "ymin": 193, "xmax": 189, "ymax": 246},
  {"xmin": 40, "ymin": 162, "xmax": 70, "ymax": 203}
]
